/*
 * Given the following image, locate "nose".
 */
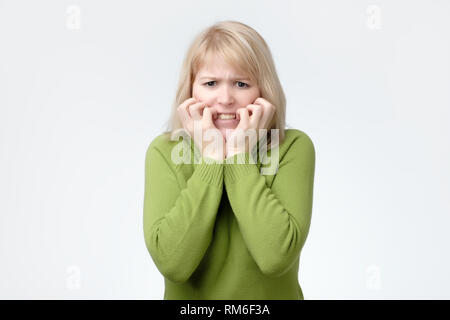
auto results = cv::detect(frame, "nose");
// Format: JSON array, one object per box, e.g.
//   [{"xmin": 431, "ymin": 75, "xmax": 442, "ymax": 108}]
[{"xmin": 217, "ymin": 85, "xmax": 234, "ymax": 106}]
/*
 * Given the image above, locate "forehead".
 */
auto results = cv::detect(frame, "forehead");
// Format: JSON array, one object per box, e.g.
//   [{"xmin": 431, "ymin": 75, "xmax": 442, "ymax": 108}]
[{"xmin": 197, "ymin": 53, "xmax": 248, "ymax": 77}]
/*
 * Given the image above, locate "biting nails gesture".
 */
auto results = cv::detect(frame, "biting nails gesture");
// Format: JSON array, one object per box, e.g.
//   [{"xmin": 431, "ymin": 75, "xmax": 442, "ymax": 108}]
[
  {"xmin": 226, "ymin": 97, "xmax": 276, "ymax": 159},
  {"xmin": 177, "ymin": 98, "xmax": 225, "ymax": 162}
]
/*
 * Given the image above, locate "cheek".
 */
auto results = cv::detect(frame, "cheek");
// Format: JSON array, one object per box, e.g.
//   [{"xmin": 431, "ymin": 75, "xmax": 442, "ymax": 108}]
[
  {"xmin": 243, "ymin": 89, "xmax": 260, "ymax": 104},
  {"xmin": 251, "ymin": 88, "xmax": 260, "ymax": 100},
  {"xmin": 192, "ymin": 84, "xmax": 204, "ymax": 100},
  {"xmin": 192, "ymin": 84, "xmax": 199, "ymax": 99},
  {"xmin": 195, "ymin": 90, "xmax": 213, "ymax": 102}
]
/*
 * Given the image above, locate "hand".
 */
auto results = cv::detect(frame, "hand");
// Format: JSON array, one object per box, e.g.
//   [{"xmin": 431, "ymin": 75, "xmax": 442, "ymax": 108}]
[
  {"xmin": 177, "ymin": 98, "xmax": 225, "ymax": 162},
  {"xmin": 225, "ymin": 97, "xmax": 276, "ymax": 158}
]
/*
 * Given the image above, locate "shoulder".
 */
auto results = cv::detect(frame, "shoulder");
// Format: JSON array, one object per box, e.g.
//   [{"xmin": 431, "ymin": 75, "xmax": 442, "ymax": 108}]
[
  {"xmin": 146, "ymin": 131, "xmax": 172, "ymax": 151},
  {"xmin": 145, "ymin": 131, "xmax": 177, "ymax": 162},
  {"xmin": 275, "ymin": 129, "xmax": 316, "ymax": 169},
  {"xmin": 282, "ymin": 128, "xmax": 315, "ymax": 153},
  {"xmin": 145, "ymin": 130, "xmax": 196, "ymax": 168}
]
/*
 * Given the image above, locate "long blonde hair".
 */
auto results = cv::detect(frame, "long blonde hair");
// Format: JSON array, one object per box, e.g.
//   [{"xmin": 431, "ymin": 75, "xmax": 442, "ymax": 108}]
[{"xmin": 163, "ymin": 20, "xmax": 287, "ymax": 150}]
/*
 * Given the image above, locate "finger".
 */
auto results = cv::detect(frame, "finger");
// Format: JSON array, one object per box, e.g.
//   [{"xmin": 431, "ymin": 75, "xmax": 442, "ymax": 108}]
[
  {"xmin": 189, "ymin": 102, "xmax": 207, "ymax": 120},
  {"xmin": 202, "ymin": 107, "xmax": 214, "ymax": 127},
  {"xmin": 253, "ymin": 98, "xmax": 276, "ymax": 129},
  {"xmin": 262, "ymin": 104, "xmax": 276, "ymax": 129},
  {"xmin": 207, "ymin": 106, "xmax": 218, "ymax": 120},
  {"xmin": 253, "ymin": 97, "xmax": 269, "ymax": 107},
  {"xmin": 236, "ymin": 108, "xmax": 249, "ymax": 128},
  {"xmin": 246, "ymin": 104, "xmax": 263, "ymax": 128},
  {"xmin": 178, "ymin": 98, "xmax": 197, "ymax": 120}
]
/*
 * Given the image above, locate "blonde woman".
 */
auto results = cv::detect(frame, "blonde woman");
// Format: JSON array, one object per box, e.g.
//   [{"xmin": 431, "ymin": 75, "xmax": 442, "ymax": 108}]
[{"xmin": 143, "ymin": 20, "xmax": 316, "ymax": 300}]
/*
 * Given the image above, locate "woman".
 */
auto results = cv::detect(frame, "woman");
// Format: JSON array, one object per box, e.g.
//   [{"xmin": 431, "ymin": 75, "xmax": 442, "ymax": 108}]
[{"xmin": 143, "ymin": 20, "xmax": 316, "ymax": 300}]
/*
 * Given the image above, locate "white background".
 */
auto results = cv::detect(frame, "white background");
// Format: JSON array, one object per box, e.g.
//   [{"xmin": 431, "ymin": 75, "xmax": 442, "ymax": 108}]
[{"xmin": 1, "ymin": 0, "xmax": 449, "ymax": 299}]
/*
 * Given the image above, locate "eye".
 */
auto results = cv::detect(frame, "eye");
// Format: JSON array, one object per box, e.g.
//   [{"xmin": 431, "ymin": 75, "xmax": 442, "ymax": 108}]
[
  {"xmin": 204, "ymin": 81, "xmax": 216, "ymax": 87},
  {"xmin": 203, "ymin": 81, "xmax": 250, "ymax": 88},
  {"xmin": 236, "ymin": 81, "xmax": 249, "ymax": 88}
]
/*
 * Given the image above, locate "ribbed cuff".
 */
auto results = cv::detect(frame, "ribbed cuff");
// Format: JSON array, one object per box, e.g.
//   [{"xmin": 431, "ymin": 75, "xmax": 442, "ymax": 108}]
[
  {"xmin": 224, "ymin": 152, "xmax": 259, "ymax": 184},
  {"xmin": 192, "ymin": 158, "xmax": 224, "ymax": 188}
]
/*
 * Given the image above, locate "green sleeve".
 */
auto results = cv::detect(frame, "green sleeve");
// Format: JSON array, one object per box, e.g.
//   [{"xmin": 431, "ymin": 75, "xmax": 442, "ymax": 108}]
[
  {"xmin": 143, "ymin": 144, "xmax": 224, "ymax": 283},
  {"xmin": 223, "ymin": 133, "xmax": 316, "ymax": 277}
]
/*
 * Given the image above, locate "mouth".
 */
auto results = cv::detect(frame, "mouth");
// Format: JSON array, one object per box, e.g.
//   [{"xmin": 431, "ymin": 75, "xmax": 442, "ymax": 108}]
[
  {"xmin": 213, "ymin": 110, "xmax": 253, "ymax": 120},
  {"xmin": 215, "ymin": 113, "xmax": 236, "ymax": 120}
]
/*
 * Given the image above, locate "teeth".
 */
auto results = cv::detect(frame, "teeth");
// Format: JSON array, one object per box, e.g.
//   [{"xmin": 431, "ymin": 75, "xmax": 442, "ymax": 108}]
[{"xmin": 218, "ymin": 113, "xmax": 236, "ymax": 120}]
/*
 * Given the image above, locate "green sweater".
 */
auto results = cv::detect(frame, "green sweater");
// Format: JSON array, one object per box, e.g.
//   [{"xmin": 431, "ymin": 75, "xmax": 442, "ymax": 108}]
[{"xmin": 143, "ymin": 128, "xmax": 316, "ymax": 299}]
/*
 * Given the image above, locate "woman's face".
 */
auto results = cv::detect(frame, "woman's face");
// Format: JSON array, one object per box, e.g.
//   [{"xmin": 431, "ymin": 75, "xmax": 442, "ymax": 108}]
[{"xmin": 192, "ymin": 54, "xmax": 260, "ymax": 138}]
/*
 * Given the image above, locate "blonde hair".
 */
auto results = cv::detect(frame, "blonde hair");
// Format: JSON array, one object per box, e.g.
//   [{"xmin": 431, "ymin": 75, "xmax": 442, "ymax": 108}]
[{"xmin": 163, "ymin": 20, "xmax": 287, "ymax": 150}]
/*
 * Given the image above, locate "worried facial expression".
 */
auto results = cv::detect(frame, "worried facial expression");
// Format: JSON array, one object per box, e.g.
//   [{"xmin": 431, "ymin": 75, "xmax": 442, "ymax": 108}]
[{"xmin": 192, "ymin": 54, "xmax": 260, "ymax": 138}]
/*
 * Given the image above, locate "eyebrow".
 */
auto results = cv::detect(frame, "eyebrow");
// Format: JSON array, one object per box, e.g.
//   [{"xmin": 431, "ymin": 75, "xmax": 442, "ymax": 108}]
[{"xmin": 199, "ymin": 76, "xmax": 252, "ymax": 81}]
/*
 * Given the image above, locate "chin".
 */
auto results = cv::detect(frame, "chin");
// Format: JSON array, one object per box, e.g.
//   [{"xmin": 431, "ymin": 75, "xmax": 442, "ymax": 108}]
[{"xmin": 218, "ymin": 126, "xmax": 235, "ymax": 133}]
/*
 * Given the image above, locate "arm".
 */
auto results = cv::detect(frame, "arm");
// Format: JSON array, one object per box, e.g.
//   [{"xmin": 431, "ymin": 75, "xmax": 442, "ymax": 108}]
[
  {"xmin": 223, "ymin": 133, "xmax": 316, "ymax": 277},
  {"xmin": 143, "ymin": 144, "xmax": 224, "ymax": 283}
]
